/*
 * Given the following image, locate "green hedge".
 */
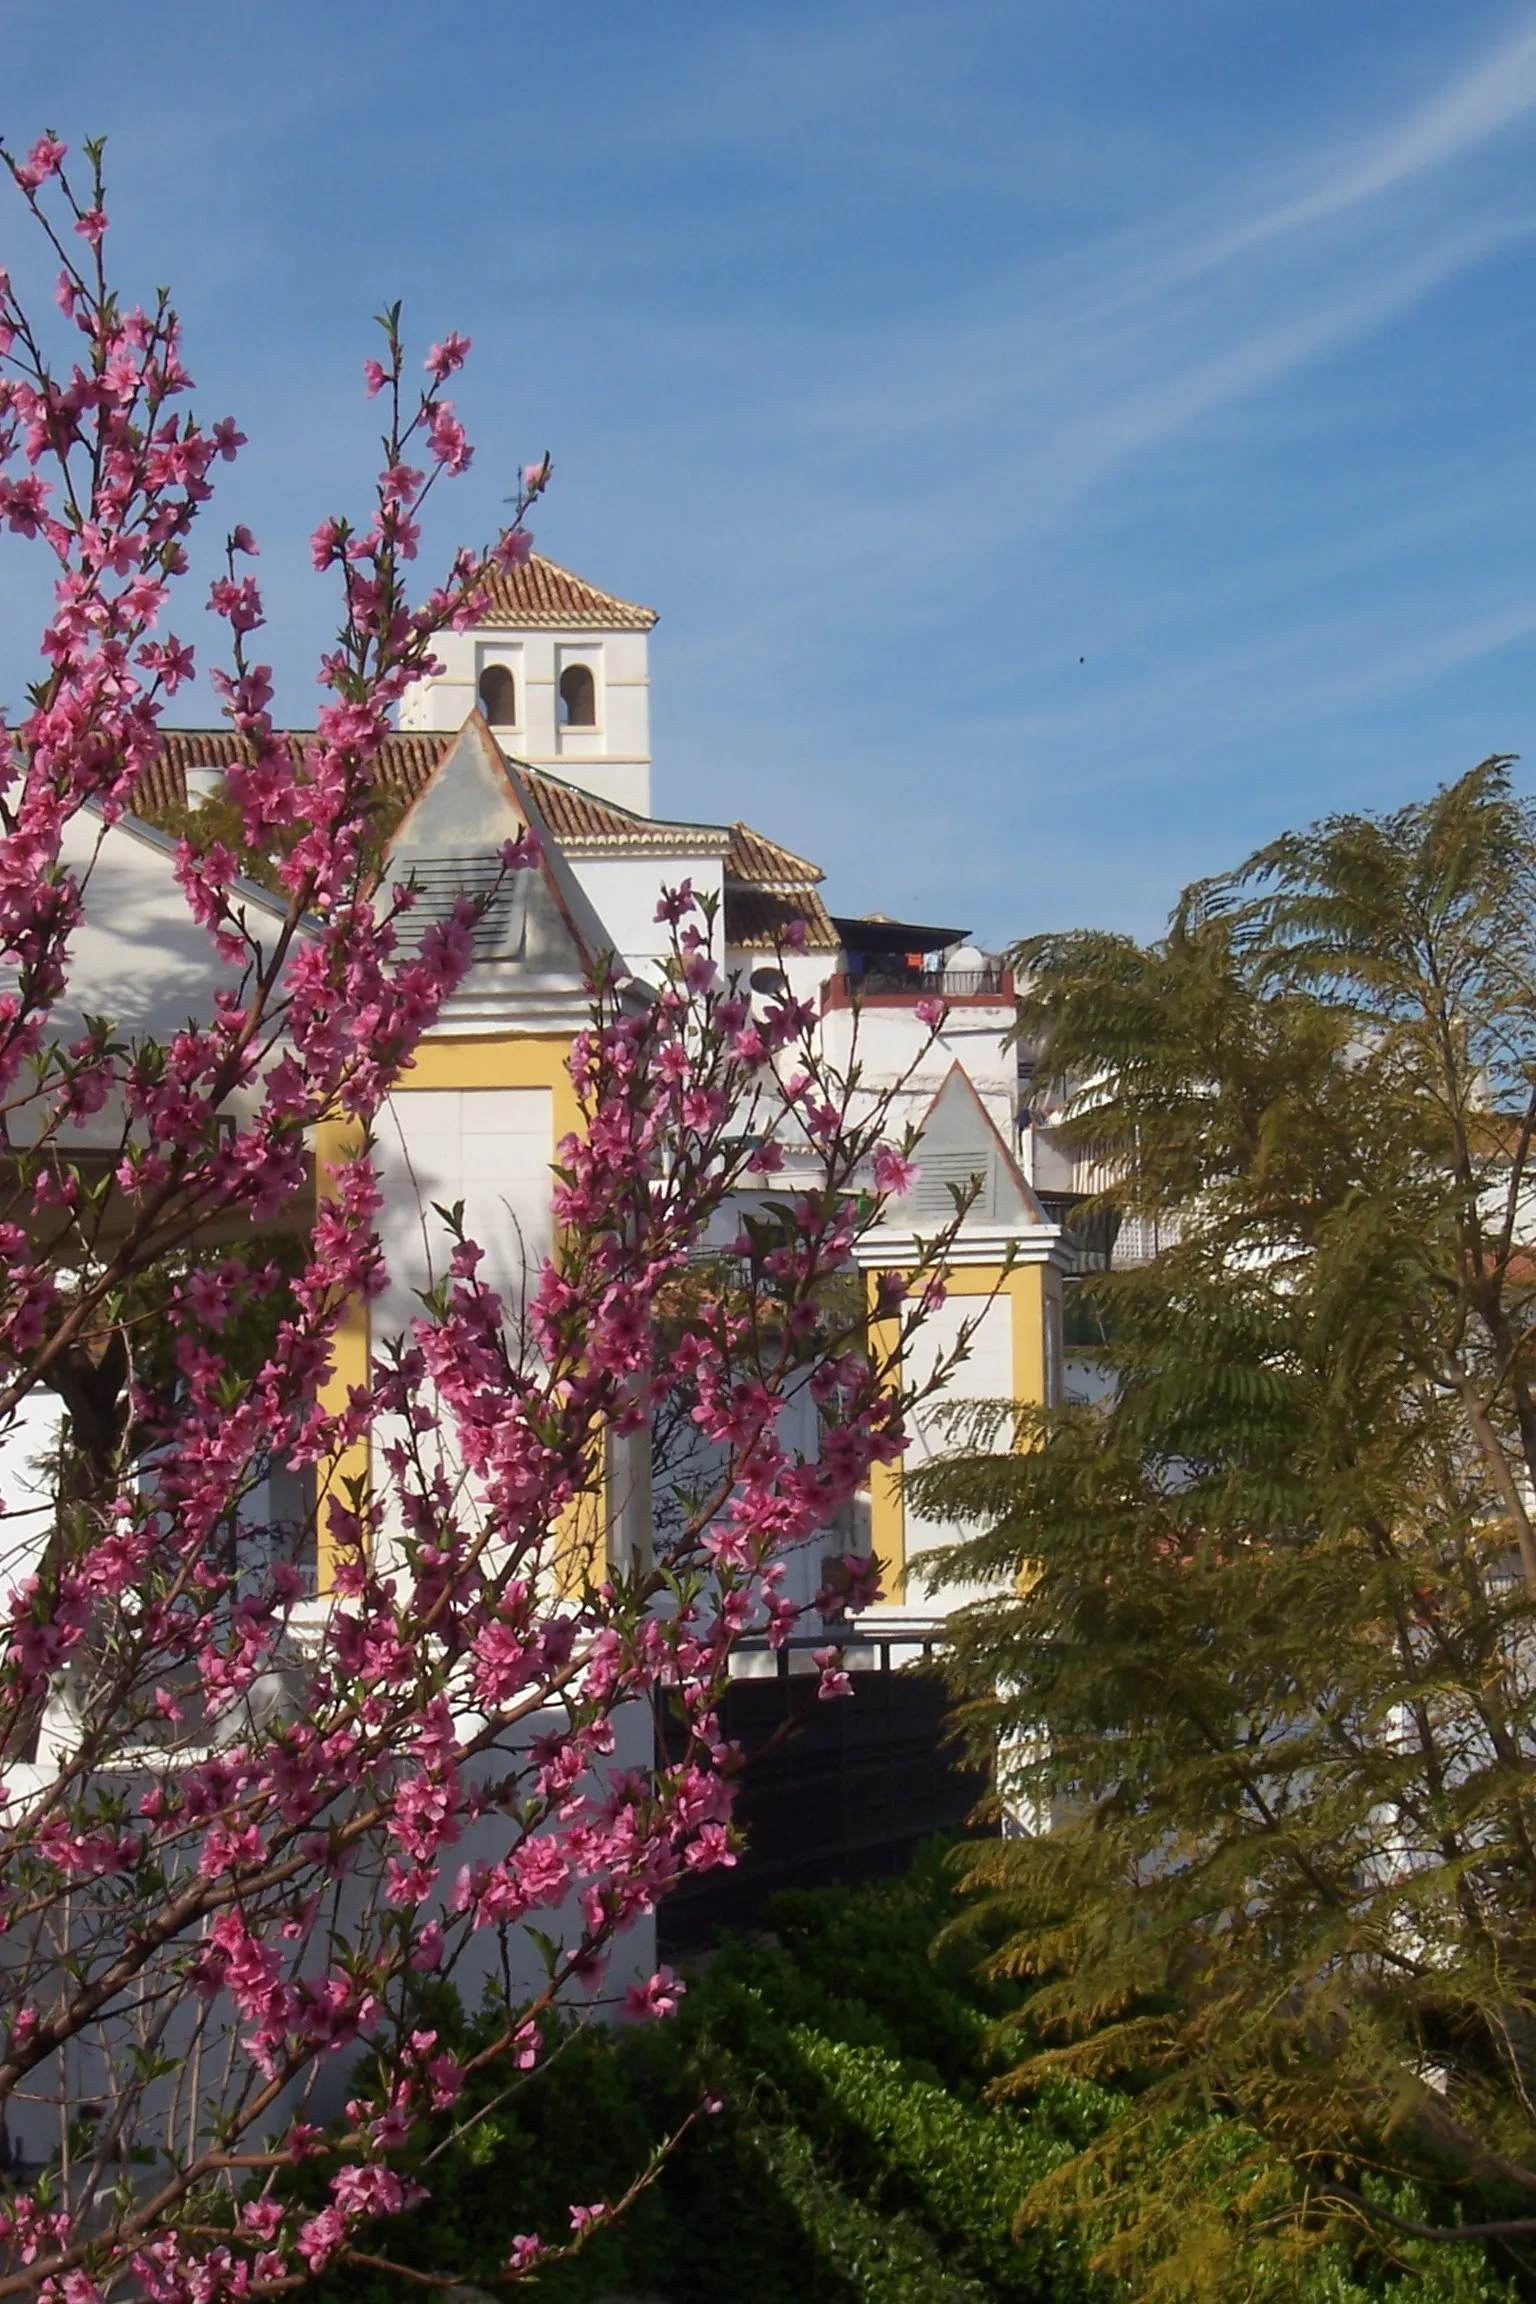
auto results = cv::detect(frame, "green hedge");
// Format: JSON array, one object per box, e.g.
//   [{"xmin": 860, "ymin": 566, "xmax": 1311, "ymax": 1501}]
[{"xmin": 292, "ymin": 1845, "xmax": 1527, "ymax": 2302}]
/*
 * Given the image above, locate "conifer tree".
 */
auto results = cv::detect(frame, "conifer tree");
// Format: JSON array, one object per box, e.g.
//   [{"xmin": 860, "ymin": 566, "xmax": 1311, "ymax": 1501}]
[{"xmin": 915, "ymin": 760, "xmax": 1536, "ymax": 2296}]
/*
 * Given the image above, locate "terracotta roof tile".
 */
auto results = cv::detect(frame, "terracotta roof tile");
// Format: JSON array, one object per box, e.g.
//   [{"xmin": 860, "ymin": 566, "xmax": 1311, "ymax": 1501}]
[
  {"xmin": 724, "ymin": 822, "xmax": 824, "ymax": 888},
  {"xmin": 147, "ymin": 728, "xmax": 449, "ymax": 815},
  {"xmin": 474, "ymin": 553, "xmax": 657, "ymax": 630},
  {"xmin": 525, "ymin": 776, "xmax": 637, "ymax": 840},
  {"xmin": 724, "ymin": 885, "xmax": 840, "ymax": 952},
  {"xmin": 518, "ymin": 774, "xmax": 695, "ymax": 844},
  {"xmin": 144, "ymin": 728, "xmax": 731, "ymax": 853},
  {"xmin": 141, "ymin": 736, "xmax": 831, "ymax": 917},
  {"xmin": 143, "ymin": 729, "xmax": 648, "ymax": 838}
]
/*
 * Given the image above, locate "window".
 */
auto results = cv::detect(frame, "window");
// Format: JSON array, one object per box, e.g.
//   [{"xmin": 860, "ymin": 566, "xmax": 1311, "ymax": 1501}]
[
  {"xmin": 559, "ymin": 662, "xmax": 596, "ymax": 727},
  {"xmin": 478, "ymin": 664, "xmax": 517, "ymax": 726}
]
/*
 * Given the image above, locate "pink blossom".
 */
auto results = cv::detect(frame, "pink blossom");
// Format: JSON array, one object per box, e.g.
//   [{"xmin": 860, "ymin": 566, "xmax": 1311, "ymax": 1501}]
[
  {"xmin": 876, "ymin": 1269, "xmax": 909, "ymax": 1313},
  {"xmin": 914, "ymin": 995, "xmax": 947, "ymax": 1029},
  {"xmin": 208, "ymin": 574, "xmax": 263, "ymax": 633},
  {"xmin": 813, "ymin": 1647, "xmax": 854, "ymax": 1701},
  {"xmin": 296, "ymin": 2207, "xmax": 347, "ymax": 2271},
  {"xmin": 331, "ymin": 2163, "xmax": 406, "ymax": 2219},
  {"xmin": 14, "ymin": 136, "xmax": 66, "ymax": 191},
  {"xmin": 654, "ymin": 879, "xmax": 696, "ymax": 925},
  {"xmin": 623, "ymin": 1965, "xmax": 684, "ymax": 2021},
  {"xmin": 816, "ymin": 1552, "xmax": 884, "ymax": 1615},
  {"xmin": 1, "ymin": 477, "xmax": 50, "ymax": 537},
  {"xmin": 311, "ymin": 517, "xmax": 346, "ymax": 570},
  {"xmin": 872, "ymin": 1146, "xmax": 920, "ymax": 1198},
  {"xmin": 0, "ymin": 162, "xmax": 948, "ymax": 2304},
  {"xmin": 427, "ymin": 2052, "xmax": 465, "ymax": 2108},
  {"xmin": 493, "ymin": 526, "xmax": 534, "ymax": 570},
  {"xmin": 427, "ymin": 401, "xmax": 471, "ymax": 473},
  {"xmin": 425, "ymin": 332, "xmax": 471, "ymax": 380}
]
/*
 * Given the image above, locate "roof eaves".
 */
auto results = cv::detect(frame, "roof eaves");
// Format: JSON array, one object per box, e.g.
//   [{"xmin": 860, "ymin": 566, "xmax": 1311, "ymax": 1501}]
[
  {"xmin": 558, "ymin": 831, "xmax": 735, "ymax": 859},
  {"xmin": 475, "ymin": 554, "xmax": 659, "ymax": 631},
  {"xmin": 103, "ymin": 805, "xmax": 305, "ymax": 930}
]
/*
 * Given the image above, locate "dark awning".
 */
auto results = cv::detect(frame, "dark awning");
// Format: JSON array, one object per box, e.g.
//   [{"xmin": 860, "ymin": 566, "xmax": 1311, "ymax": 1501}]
[{"xmin": 830, "ymin": 915, "xmax": 969, "ymax": 957}]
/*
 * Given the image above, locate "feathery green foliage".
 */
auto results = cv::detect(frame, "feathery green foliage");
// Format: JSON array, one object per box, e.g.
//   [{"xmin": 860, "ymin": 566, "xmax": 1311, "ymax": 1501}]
[{"xmin": 914, "ymin": 761, "xmax": 1536, "ymax": 2295}]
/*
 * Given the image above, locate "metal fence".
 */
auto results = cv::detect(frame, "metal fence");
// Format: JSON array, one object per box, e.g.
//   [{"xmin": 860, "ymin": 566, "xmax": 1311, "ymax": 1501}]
[
  {"xmin": 656, "ymin": 1624, "xmax": 986, "ymax": 1952},
  {"xmin": 855, "ymin": 965, "xmax": 1008, "ymax": 999}
]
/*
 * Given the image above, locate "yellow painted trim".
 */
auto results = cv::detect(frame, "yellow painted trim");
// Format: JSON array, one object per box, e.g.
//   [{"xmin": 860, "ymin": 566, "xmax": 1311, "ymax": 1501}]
[
  {"xmin": 395, "ymin": 1034, "xmax": 582, "ymax": 1146},
  {"xmin": 866, "ymin": 1288, "xmax": 906, "ymax": 1600},
  {"xmin": 555, "ymin": 1453, "xmax": 606, "ymax": 1598},
  {"xmin": 314, "ymin": 1035, "xmax": 581, "ymax": 1595},
  {"xmin": 314, "ymin": 1112, "xmax": 370, "ymax": 1595},
  {"xmin": 1010, "ymin": 1264, "xmax": 1047, "ymax": 1412},
  {"xmin": 866, "ymin": 1258, "xmax": 1054, "ymax": 1601},
  {"xmin": 932, "ymin": 1267, "xmax": 1011, "ymax": 1297}
]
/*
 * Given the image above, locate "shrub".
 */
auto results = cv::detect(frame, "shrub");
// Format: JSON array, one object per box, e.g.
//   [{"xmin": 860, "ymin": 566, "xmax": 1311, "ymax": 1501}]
[{"xmin": 294, "ymin": 1845, "xmax": 1529, "ymax": 2302}]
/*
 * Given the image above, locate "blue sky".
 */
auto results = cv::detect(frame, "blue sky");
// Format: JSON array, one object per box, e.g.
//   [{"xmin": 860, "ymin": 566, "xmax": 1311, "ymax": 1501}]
[{"xmin": 3, "ymin": 0, "xmax": 1536, "ymax": 942}]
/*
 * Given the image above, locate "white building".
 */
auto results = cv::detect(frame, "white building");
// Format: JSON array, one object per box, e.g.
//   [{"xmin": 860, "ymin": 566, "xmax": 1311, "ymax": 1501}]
[
  {"xmin": 128, "ymin": 552, "xmax": 1077, "ymax": 1622},
  {"xmin": 8, "ymin": 552, "xmax": 1088, "ymax": 1669},
  {"xmin": 398, "ymin": 556, "xmax": 657, "ymax": 817},
  {"xmin": 0, "ymin": 550, "xmax": 1086, "ymax": 2163}
]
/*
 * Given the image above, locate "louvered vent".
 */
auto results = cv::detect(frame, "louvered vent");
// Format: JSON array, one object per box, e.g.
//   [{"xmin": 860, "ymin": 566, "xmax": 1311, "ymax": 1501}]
[
  {"xmin": 908, "ymin": 1150, "xmax": 987, "ymax": 1223},
  {"xmin": 394, "ymin": 852, "xmax": 528, "ymax": 959}
]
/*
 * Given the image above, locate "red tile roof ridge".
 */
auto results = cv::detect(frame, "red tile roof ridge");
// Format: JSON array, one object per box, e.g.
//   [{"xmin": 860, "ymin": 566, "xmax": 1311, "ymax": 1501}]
[
  {"xmin": 725, "ymin": 821, "xmax": 825, "ymax": 888},
  {"xmin": 140, "ymin": 732, "xmax": 828, "ymax": 896},
  {"xmin": 724, "ymin": 885, "xmax": 840, "ymax": 951},
  {"xmin": 474, "ymin": 553, "xmax": 658, "ymax": 630}
]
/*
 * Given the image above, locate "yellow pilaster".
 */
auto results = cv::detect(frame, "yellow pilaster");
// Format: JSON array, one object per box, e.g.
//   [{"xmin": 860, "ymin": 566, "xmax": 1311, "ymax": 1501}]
[
  {"xmin": 313, "ymin": 1111, "xmax": 371, "ymax": 1595},
  {"xmin": 866, "ymin": 1290, "xmax": 906, "ymax": 1600},
  {"xmin": 1009, "ymin": 1262, "xmax": 1047, "ymax": 1411}
]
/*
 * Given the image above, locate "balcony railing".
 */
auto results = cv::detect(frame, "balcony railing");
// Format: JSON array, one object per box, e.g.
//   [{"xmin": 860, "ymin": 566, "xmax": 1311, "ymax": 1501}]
[{"xmin": 853, "ymin": 964, "xmax": 1009, "ymax": 999}]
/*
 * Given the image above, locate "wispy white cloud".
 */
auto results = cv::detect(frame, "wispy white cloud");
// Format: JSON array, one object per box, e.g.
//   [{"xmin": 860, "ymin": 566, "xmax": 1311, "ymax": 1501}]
[
  {"xmin": 4, "ymin": 0, "xmax": 1536, "ymax": 939},
  {"xmin": 625, "ymin": 7, "xmax": 1536, "ymax": 775},
  {"xmin": 1194, "ymin": 12, "xmax": 1536, "ymax": 266}
]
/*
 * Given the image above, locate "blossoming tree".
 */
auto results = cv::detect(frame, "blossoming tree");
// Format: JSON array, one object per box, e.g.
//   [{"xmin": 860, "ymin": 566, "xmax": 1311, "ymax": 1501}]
[{"xmin": 0, "ymin": 139, "xmax": 957, "ymax": 2299}]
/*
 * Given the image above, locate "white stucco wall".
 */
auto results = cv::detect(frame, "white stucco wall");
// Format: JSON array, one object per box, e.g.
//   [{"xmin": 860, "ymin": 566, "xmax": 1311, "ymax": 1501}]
[
  {"xmin": 721, "ymin": 947, "xmax": 838, "ymax": 1014},
  {"xmin": 816, "ymin": 1001, "xmax": 1017, "ymax": 1141},
  {"xmin": 567, "ymin": 852, "xmax": 728, "ymax": 977},
  {"xmin": 400, "ymin": 626, "xmax": 652, "ymax": 816},
  {"xmin": 899, "ymin": 1291, "xmax": 1015, "ymax": 1613},
  {"xmin": 37, "ymin": 812, "xmax": 272, "ymax": 1057},
  {"xmin": 372, "ymin": 1086, "xmax": 556, "ymax": 1358},
  {"xmin": 0, "ymin": 1389, "xmax": 63, "ymax": 1612},
  {"xmin": 0, "ymin": 809, "xmax": 287, "ymax": 1160}
]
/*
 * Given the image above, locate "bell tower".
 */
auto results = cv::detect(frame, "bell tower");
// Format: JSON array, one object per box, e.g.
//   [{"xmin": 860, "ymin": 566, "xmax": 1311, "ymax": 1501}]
[{"xmin": 398, "ymin": 553, "xmax": 657, "ymax": 816}]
